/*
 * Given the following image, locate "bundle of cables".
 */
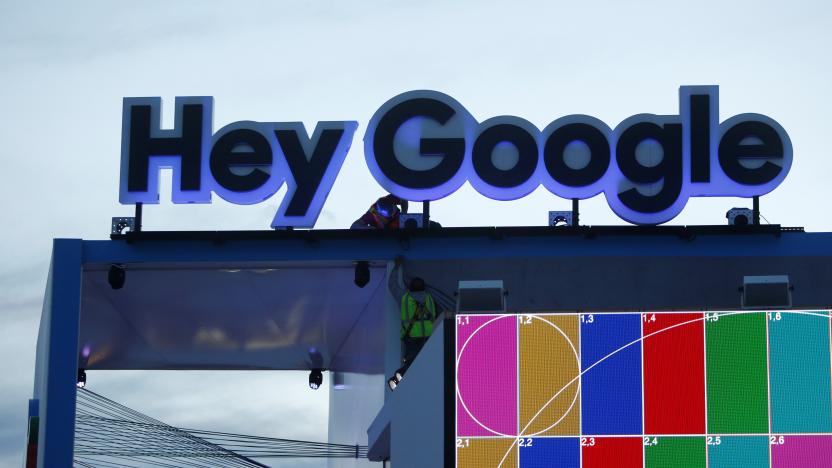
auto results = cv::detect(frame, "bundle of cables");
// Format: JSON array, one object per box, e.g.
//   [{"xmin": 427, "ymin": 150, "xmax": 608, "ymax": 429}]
[{"xmin": 74, "ymin": 387, "xmax": 366, "ymax": 467}]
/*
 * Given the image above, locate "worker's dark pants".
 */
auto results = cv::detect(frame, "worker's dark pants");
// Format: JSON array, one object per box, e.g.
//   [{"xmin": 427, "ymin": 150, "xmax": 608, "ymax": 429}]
[{"xmin": 400, "ymin": 337, "xmax": 428, "ymax": 375}]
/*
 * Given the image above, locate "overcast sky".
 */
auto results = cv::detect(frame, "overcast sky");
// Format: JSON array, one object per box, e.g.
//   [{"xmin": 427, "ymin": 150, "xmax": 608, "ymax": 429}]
[{"xmin": 2, "ymin": 0, "xmax": 832, "ymax": 466}]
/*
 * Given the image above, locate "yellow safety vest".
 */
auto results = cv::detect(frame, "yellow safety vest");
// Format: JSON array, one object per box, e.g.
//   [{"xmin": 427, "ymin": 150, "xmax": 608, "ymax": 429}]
[{"xmin": 400, "ymin": 292, "xmax": 436, "ymax": 339}]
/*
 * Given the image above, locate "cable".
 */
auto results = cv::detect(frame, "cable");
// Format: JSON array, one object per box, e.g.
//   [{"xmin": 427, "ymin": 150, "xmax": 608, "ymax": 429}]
[{"xmin": 74, "ymin": 387, "xmax": 368, "ymax": 467}]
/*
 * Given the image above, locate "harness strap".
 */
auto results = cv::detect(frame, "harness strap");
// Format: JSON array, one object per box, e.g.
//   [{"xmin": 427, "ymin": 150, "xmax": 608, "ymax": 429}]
[{"xmin": 401, "ymin": 294, "xmax": 435, "ymax": 338}]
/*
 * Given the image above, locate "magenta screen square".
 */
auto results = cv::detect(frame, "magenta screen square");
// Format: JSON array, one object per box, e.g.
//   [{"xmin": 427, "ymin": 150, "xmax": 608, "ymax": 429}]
[{"xmin": 456, "ymin": 314, "xmax": 517, "ymax": 437}]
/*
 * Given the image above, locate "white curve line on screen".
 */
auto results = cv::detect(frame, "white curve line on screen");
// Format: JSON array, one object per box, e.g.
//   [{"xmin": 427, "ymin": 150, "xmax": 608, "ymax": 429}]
[
  {"xmin": 457, "ymin": 315, "xmax": 581, "ymax": 441},
  {"xmin": 524, "ymin": 315, "xmax": 581, "ymax": 437}
]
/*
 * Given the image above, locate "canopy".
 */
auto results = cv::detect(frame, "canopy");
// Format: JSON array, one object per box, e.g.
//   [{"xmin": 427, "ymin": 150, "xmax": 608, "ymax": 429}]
[{"xmin": 80, "ymin": 260, "xmax": 387, "ymax": 373}]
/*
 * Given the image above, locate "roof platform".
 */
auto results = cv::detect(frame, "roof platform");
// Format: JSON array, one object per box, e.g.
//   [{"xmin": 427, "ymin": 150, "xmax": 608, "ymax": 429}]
[
  {"xmin": 79, "ymin": 224, "xmax": 830, "ymax": 373},
  {"xmin": 31, "ymin": 224, "xmax": 832, "ymax": 467},
  {"xmin": 65, "ymin": 225, "xmax": 832, "ymax": 373}
]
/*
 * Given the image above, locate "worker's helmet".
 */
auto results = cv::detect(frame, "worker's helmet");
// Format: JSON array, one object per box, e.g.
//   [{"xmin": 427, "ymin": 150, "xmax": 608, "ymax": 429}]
[
  {"xmin": 409, "ymin": 277, "xmax": 426, "ymax": 292},
  {"xmin": 374, "ymin": 198, "xmax": 400, "ymax": 223}
]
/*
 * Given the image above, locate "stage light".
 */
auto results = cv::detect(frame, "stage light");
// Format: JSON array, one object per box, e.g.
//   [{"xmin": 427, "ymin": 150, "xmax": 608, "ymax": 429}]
[
  {"xmin": 548, "ymin": 211, "xmax": 573, "ymax": 227},
  {"xmin": 110, "ymin": 217, "xmax": 135, "ymax": 235},
  {"xmin": 108, "ymin": 264, "xmax": 126, "ymax": 290},
  {"xmin": 309, "ymin": 369, "xmax": 323, "ymax": 390},
  {"xmin": 354, "ymin": 261, "xmax": 370, "ymax": 288},
  {"xmin": 742, "ymin": 275, "xmax": 792, "ymax": 309},
  {"xmin": 727, "ymin": 208, "xmax": 753, "ymax": 226},
  {"xmin": 457, "ymin": 280, "xmax": 506, "ymax": 314},
  {"xmin": 400, "ymin": 213, "xmax": 423, "ymax": 229},
  {"xmin": 77, "ymin": 369, "xmax": 87, "ymax": 388},
  {"xmin": 387, "ymin": 377, "xmax": 398, "ymax": 391}
]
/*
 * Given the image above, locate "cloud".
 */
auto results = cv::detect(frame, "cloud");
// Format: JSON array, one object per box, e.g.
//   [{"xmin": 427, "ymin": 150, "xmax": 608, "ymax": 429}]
[{"xmin": 2, "ymin": 0, "xmax": 832, "ymax": 466}]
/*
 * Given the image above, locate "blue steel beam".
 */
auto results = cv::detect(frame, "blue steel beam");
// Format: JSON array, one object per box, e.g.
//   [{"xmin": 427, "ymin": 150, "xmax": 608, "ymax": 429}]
[
  {"xmin": 36, "ymin": 239, "xmax": 83, "ymax": 468},
  {"xmin": 82, "ymin": 229, "xmax": 832, "ymax": 266}
]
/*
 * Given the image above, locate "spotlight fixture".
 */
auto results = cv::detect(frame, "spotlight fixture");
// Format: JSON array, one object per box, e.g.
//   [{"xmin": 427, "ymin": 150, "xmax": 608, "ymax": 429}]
[
  {"xmin": 354, "ymin": 261, "xmax": 370, "ymax": 288},
  {"xmin": 108, "ymin": 264, "xmax": 126, "ymax": 290},
  {"xmin": 387, "ymin": 376, "xmax": 398, "ymax": 391},
  {"xmin": 110, "ymin": 217, "xmax": 135, "ymax": 235},
  {"xmin": 77, "ymin": 369, "xmax": 87, "ymax": 388},
  {"xmin": 308, "ymin": 369, "xmax": 323, "ymax": 390},
  {"xmin": 742, "ymin": 275, "xmax": 792, "ymax": 309},
  {"xmin": 400, "ymin": 213, "xmax": 423, "ymax": 230},
  {"xmin": 457, "ymin": 280, "xmax": 506, "ymax": 314},
  {"xmin": 726, "ymin": 208, "xmax": 754, "ymax": 226},
  {"xmin": 548, "ymin": 211, "xmax": 573, "ymax": 227}
]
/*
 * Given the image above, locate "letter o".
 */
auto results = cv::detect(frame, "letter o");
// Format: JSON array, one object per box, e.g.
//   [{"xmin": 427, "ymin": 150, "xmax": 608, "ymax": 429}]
[
  {"xmin": 544, "ymin": 122, "xmax": 610, "ymax": 187},
  {"xmin": 472, "ymin": 123, "xmax": 538, "ymax": 188}
]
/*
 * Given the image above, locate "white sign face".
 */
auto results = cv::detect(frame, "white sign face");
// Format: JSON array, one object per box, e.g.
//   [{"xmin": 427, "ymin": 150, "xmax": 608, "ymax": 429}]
[{"xmin": 119, "ymin": 86, "xmax": 791, "ymax": 227}]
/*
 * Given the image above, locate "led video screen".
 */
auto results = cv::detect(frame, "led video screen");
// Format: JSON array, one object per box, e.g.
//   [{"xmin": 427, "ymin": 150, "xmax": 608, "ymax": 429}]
[{"xmin": 455, "ymin": 311, "xmax": 832, "ymax": 467}]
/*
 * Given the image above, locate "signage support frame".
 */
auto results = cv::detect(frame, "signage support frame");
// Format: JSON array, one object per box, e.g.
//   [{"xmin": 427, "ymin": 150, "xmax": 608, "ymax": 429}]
[{"xmin": 753, "ymin": 196, "xmax": 761, "ymax": 225}]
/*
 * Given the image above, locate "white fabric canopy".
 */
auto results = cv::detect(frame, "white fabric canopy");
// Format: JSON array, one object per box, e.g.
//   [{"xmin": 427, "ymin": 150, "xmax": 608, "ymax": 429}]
[{"xmin": 79, "ymin": 262, "xmax": 387, "ymax": 373}]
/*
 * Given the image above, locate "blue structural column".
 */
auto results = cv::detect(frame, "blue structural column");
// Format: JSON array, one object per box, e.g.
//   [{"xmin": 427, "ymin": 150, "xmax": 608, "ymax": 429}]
[{"xmin": 35, "ymin": 239, "xmax": 82, "ymax": 468}]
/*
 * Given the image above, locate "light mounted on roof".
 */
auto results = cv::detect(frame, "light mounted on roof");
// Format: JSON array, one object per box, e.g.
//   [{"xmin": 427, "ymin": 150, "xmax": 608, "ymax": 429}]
[
  {"xmin": 742, "ymin": 275, "xmax": 792, "ymax": 309},
  {"xmin": 457, "ymin": 280, "xmax": 506, "ymax": 314},
  {"xmin": 549, "ymin": 211, "xmax": 573, "ymax": 227},
  {"xmin": 108, "ymin": 264, "xmax": 126, "ymax": 290},
  {"xmin": 308, "ymin": 369, "xmax": 323, "ymax": 390},
  {"xmin": 354, "ymin": 261, "xmax": 370, "ymax": 288}
]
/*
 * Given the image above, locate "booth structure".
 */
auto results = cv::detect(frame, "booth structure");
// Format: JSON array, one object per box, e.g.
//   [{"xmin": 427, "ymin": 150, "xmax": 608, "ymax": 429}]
[{"xmin": 29, "ymin": 224, "xmax": 832, "ymax": 467}]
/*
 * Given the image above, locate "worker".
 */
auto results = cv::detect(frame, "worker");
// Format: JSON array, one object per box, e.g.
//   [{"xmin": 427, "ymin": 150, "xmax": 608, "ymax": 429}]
[
  {"xmin": 387, "ymin": 256, "xmax": 437, "ymax": 390},
  {"xmin": 350, "ymin": 194, "xmax": 409, "ymax": 230}
]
